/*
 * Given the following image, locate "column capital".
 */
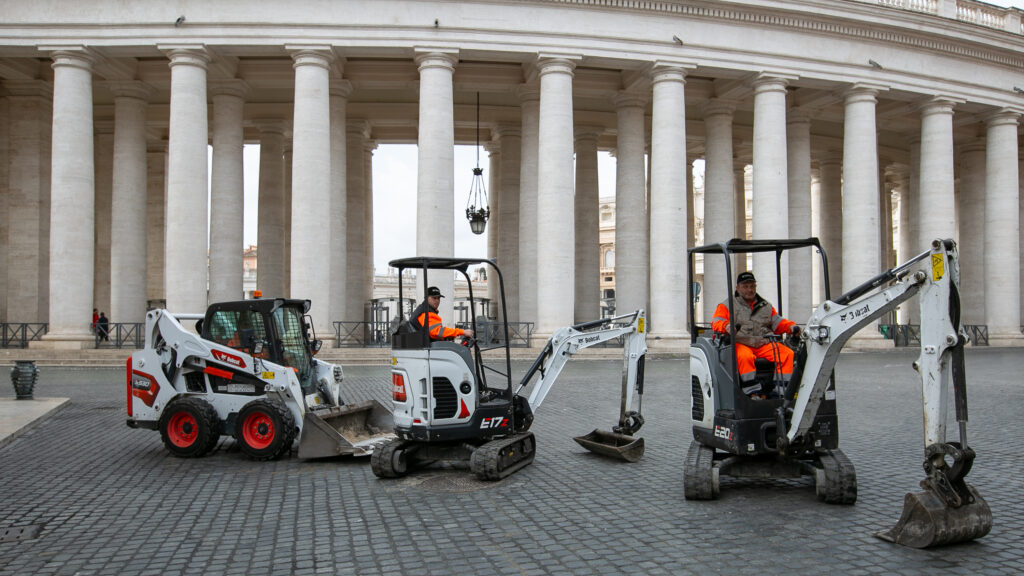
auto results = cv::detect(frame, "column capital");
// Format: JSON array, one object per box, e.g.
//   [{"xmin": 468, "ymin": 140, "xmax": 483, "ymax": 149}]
[
  {"xmin": 41, "ymin": 46, "xmax": 96, "ymax": 71},
  {"xmin": 147, "ymin": 139, "xmax": 168, "ymax": 154},
  {"xmin": 253, "ymin": 118, "xmax": 288, "ymax": 135},
  {"xmin": 94, "ymin": 119, "xmax": 115, "ymax": 135},
  {"xmin": 536, "ymin": 54, "xmax": 580, "ymax": 77},
  {"xmin": 208, "ymin": 79, "xmax": 250, "ymax": 100},
  {"xmin": 958, "ymin": 138, "xmax": 986, "ymax": 155},
  {"xmin": 787, "ymin": 107, "xmax": 813, "ymax": 125},
  {"xmin": 841, "ymin": 82, "xmax": 888, "ymax": 102},
  {"xmin": 346, "ymin": 118, "xmax": 370, "ymax": 138},
  {"xmin": 414, "ymin": 48, "xmax": 459, "ymax": 72},
  {"xmin": 752, "ymin": 72, "xmax": 796, "ymax": 94},
  {"xmin": 613, "ymin": 90, "xmax": 647, "ymax": 109},
  {"xmin": 493, "ymin": 125, "xmax": 522, "ymax": 140},
  {"xmin": 516, "ymin": 83, "xmax": 540, "ymax": 103},
  {"xmin": 916, "ymin": 95, "xmax": 962, "ymax": 115},
  {"xmin": 363, "ymin": 139, "xmax": 378, "ymax": 153},
  {"xmin": 158, "ymin": 45, "xmax": 211, "ymax": 69},
  {"xmin": 330, "ymin": 79, "xmax": 353, "ymax": 99},
  {"xmin": 574, "ymin": 125, "xmax": 603, "ymax": 143},
  {"xmin": 984, "ymin": 108, "xmax": 1021, "ymax": 127},
  {"xmin": 288, "ymin": 46, "xmax": 334, "ymax": 70},
  {"xmin": 104, "ymin": 80, "xmax": 156, "ymax": 101},
  {"xmin": 650, "ymin": 60, "xmax": 695, "ymax": 84},
  {"xmin": 484, "ymin": 140, "xmax": 501, "ymax": 154},
  {"xmin": 703, "ymin": 99, "xmax": 736, "ymax": 118}
]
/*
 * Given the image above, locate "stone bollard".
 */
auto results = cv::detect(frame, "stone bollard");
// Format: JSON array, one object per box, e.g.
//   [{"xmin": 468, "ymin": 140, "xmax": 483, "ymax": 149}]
[{"xmin": 10, "ymin": 360, "xmax": 39, "ymax": 400}]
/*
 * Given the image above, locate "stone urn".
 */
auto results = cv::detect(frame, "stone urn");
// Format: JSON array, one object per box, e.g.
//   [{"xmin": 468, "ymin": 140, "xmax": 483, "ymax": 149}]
[{"xmin": 10, "ymin": 360, "xmax": 39, "ymax": 400}]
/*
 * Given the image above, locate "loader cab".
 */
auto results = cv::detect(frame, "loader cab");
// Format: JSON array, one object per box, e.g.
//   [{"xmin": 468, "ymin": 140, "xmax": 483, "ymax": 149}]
[
  {"xmin": 387, "ymin": 256, "xmax": 517, "ymax": 442},
  {"xmin": 688, "ymin": 238, "xmax": 839, "ymax": 456},
  {"xmin": 202, "ymin": 298, "xmax": 319, "ymax": 392}
]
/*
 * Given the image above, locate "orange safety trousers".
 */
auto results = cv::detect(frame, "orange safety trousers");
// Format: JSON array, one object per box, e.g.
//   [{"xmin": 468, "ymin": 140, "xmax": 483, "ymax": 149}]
[{"xmin": 735, "ymin": 342, "xmax": 794, "ymax": 382}]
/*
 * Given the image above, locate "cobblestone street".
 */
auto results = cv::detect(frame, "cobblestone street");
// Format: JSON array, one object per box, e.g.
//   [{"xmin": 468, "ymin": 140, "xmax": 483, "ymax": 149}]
[{"xmin": 1, "ymin": 348, "xmax": 1022, "ymax": 575}]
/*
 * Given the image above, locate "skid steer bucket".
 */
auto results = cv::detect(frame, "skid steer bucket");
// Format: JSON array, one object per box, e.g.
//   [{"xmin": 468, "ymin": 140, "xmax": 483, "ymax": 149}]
[
  {"xmin": 297, "ymin": 399, "xmax": 395, "ymax": 459},
  {"xmin": 875, "ymin": 486, "xmax": 992, "ymax": 548},
  {"xmin": 573, "ymin": 429, "xmax": 645, "ymax": 463}
]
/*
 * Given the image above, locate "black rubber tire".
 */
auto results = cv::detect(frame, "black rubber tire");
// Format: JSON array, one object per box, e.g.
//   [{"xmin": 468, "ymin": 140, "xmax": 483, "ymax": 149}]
[
  {"xmin": 371, "ymin": 438, "xmax": 410, "ymax": 479},
  {"xmin": 158, "ymin": 397, "xmax": 221, "ymax": 458},
  {"xmin": 233, "ymin": 399, "xmax": 297, "ymax": 461}
]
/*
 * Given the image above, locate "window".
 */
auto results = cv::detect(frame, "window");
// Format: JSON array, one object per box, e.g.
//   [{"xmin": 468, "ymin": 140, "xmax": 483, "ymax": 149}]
[{"xmin": 604, "ymin": 250, "xmax": 614, "ymax": 267}]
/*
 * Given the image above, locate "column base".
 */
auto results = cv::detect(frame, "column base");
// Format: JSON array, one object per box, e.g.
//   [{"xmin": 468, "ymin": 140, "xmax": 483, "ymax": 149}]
[
  {"xmin": 33, "ymin": 333, "xmax": 95, "ymax": 350},
  {"xmin": 982, "ymin": 331, "xmax": 1024, "ymax": 347},
  {"xmin": 844, "ymin": 327, "xmax": 894, "ymax": 351},
  {"xmin": 646, "ymin": 332, "xmax": 690, "ymax": 357}
]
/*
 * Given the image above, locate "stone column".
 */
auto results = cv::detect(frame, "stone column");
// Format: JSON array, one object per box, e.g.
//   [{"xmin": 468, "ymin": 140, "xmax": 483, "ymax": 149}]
[
  {"xmin": 93, "ymin": 124, "xmax": 112, "ymax": 319},
  {"xmin": 289, "ymin": 48, "xmax": 334, "ymax": 334},
  {"xmin": 614, "ymin": 91, "xmax": 648, "ymax": 321},
  {"xmin": 983, "ymin": 111, "xmax": 1021, "ymax": 343},
  {"xmin": 208, "ymin": 80, "xmax": 248, "ymax": 304},
  {"xmin": 163, "ymin": 47, "xmax": 210, "ymax": 314},
  {"xmin": 818, "ymin": 155, "xmax": 843, "ymax": 295},
  {"xmin": 495, "ymin": 126, "xmax": 521, "ymax": 321},
  {"xmin": 649, "ymin": 63, "xmax": 691, "ymax": 346},
  {"xmin": 329, "ymin": 81, "xmax": 351, "ymax": 326},
  {"xmin": 415, "ymin": 49, "xmax": 458, "ymax": 313},
  {"xmin": 702, "ymin": 100, "xmax": 735, "ymax": 311},
  {"xmin": 256, "ymin": 120, "xmax": 287, "ymax": 297},
  {"xmin": 283, "ymin": 145, "xmax": 292, "ymax": 297},
  {"xmin": 108, "ymin": 82, "xmax": 152, "ymax": 323},
  {"xmin": 734, "ymin": 161, "xmax": 747, "ymax": 240},
  {"xmin": 486, "ymin": 142, "xmax": 501, "ymax": 318},
  {"xmin": 957, "ymin": 140, "xmax": 986, "ymax": 325},
  {"xmin": 345, "ymin": 120, "xmax": 368, "ymax": 321},
  {"xmin": 0, "ymin": 92, "xmax": 8, "ymax": 321},
  {"xmin": 906, "ymin": 139, "xmax": 922, "ymax": 324},
  {"xmin": 363, "ymin": 140, "xmax": 376, "ymax": 311},
  {"xmin": 751, "ymin": 74, "xmax": 791, "ymax": 295},
  {"xmin": 893, "ymin": 165, "xmax": 911, "ymax": 322},
  {"xmin": 574, "ymin": 127, "xmax": 601, "ymax": 323},
  {"xmin": 787, "ymin": 110, "xmax": 813, "ymax": 321},
  {"xmin": 918, "ymin": 97, "xmax": 958, "ymax": 245},
  {"xmin": 518, "ymin": 84, "xmax": 540, "ymax": 324},
  {"xmin": 146, "ymin": 142, "xmax": 167, "ymax": 307},
  {"xmin": 841, "ymin": 86, "xmax": 882, "ymax": 325},
  {"xmin": 810, "ymin": 167, "xmax": 822, "ymax": 303},
  {"xmin": 42, "ymin": 50, "xmax": 92, "ymax": 344},
  {"xmin": 535, "ymin": 55, "xmax": 579, "ymax": 336}
]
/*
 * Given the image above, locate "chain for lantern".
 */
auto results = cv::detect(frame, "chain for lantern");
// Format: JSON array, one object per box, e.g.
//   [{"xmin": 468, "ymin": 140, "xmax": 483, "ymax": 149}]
[{"xmin": 466, "ymin": 92, "xmax": 490, "ymax": 235}]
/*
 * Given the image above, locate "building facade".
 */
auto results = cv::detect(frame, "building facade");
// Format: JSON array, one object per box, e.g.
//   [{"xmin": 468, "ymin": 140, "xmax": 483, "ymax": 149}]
[{"xmin": 1, "ymin": 0, "xmax": 1023, "ymax": 351}]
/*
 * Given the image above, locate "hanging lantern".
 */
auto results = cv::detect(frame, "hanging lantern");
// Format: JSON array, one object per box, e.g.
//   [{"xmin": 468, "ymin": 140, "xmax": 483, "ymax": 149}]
[{"xmin": 465, "ymin": 93, "xmax": 490, "ymax": 235}]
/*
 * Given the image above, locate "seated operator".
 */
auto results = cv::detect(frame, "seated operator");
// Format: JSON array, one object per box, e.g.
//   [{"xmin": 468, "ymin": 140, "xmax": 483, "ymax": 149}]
[
  {"xmin": 711, "ymin": 271, "xmax": 801, "ymax": 398},
  {"xmin": 410, "ymin": 286, "xmax": 474, "ymax": 342}
]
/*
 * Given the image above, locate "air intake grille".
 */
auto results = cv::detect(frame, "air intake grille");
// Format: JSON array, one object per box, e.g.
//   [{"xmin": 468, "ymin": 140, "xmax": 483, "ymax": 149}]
[
  {"xmin": 691, "ymin": 376, "xmax": 704, "ymax": 422},
  {"xmin": 432, "ymin": 377, "xmax": 457, "ymax": 419}
]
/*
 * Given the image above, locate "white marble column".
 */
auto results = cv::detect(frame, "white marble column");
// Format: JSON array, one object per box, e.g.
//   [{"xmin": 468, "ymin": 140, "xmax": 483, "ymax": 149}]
[
  {"xmin": 329, "ymin": 81, "xmax": 351, "ymax": 326},
  {"xmin": 345, "ymin": 120, "xmax": 368, "ymax": 321},
  {"xmin": 495, "ymin": 126, "xmax": 521, "ymax": 321},
  {"xmin": 256, "ymin": 120, "xmax": 287, "ymax": 298},
  {"xmin": 0, "ymin": 92, "xmax": 8, "ymax": 322},
  {"xmin": 614, "ymin": 91, "xmax": 648, "ymax": 321},
  {"xmin": 787, "ymin": 110, "xmax": 813, "ymax": 321},
  {"xmin": 734, "ymin": 161, "xmax": 747, "ymax": 240},
  {"xmin": 415, "ymin": 49, "xmax": 458, "ymax": 313},
  {"xmin": 906, "ymin": 139, "xmax": 922, "ymax": 324},
  {"xmin": 649, "ymin": 63, "xmax": 690, "ymax": 345},
  {"xmin": 486, "ymin": 143, "xmax": 501, "ymax": 317},
  {"xmin": 146, "ymin": 143, "xmax": 167, "ymax": 307},
  {"xmin": 363, "ymin": 140, "xmax": 376, "ymax": 311},
  {"xmin": 93, "ymin": 125, "xmax": 112, "ymax": 319},
  {"xmin": 702, "ymin": 100, "xmax": 735, "ymax": 312},
  {"xmin": 208, "ymin": 80, "xmax": 248, "ymax": 304},
  {"xmin": 983, "ymin": 111, "xmax": 1021, "ymax": 342},
  {"xmin": 818, "ymin": 155, "xmax": 843, "ymax": 295},
  {"xmin": 289, "ymin": 48, "xmax": 333, "ymax": 333},
  {"xmin": 574, "ymin": 127, "xmax": 601, "ymax": 323},
  {"xmin": 841, "ymin": 86, "xmax": 882, "ymax": 311},
  {"xmin": 535, "ymin": 55, "xmax": 579, "ymax": 336},
  {"xmin": 957, "ymin": 140, "xmax": 986, "ymax": 325},
  {"xmin": 518, "ymin": 84, "xmax": 540, "ymax": 324},
  {"xmin": 283, "ymin": 145, "xmax": 292, "ymax": 297},
  {"xmin": 918, "ymin": 97, "xmax": 958, "ymax": 245},
  {"xmin": 810, "ymin": 167, "xmax": 822, "ymax": 303},
  {"xmin": 42, "ymin": 50, "xmax": 92, "ymax": 343},
  {"xmin": 751, "ymin": 74, "xmax": 791, "ymax": 295},
  {"xmin": 163, "ymin": 47, "xmax": 210, "ymax": 314},
  {"xmin": 108, "ymin": 82, "xmax": 152, "ymax": 323}
]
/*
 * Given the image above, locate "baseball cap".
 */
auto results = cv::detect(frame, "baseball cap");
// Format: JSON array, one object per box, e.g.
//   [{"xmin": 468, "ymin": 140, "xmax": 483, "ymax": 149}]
[
  {"xmin": 427, "ymin": 286, "xmax": 445, "ymax": 298},
  {"xmin": 736, "ymin": 271, "xmax": 756, "ymax": 284}
]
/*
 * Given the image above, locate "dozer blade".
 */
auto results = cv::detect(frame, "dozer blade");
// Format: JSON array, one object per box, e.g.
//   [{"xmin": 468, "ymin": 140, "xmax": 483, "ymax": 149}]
[
  {"xmin": 297, "ymin": 399, "xmax": 395, "ymax": 459},
  {"xmin": 572, "ymin": 429, "xmax": 644, "ymax": 463},
  {"xmin": 875, "ymin": 485, "xmax": 992, "ymax": 548}
]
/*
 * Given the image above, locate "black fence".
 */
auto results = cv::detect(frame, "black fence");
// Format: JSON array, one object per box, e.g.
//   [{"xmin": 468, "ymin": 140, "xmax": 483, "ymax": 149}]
[
  {"xmin": 1, "ymin": 323, "xmax": 48, "ymax": 348},
  {"xmin": 95, "ymin": 323, "xmax": 145, "ymax": 349},
  {"xmin": 334, "ymin": 321, "xmax": 392, "ymax": 348},
  {"xmin": 879, "ymin": 324, "xmax": 989, "ymax": 347},
  {"xmin": 461, "ymin": 320, "xmax": 534, "ymax": 348}
]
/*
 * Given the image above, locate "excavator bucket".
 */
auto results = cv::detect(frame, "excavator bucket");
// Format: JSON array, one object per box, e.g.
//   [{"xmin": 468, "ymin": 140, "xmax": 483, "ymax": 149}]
[
  {"xmin": 875, "ymin": 485, "xmax": 992, "ymax": 548},
  {"xmin": 297, "ymin": 399, "xmax": 396, "ymax": 459},
  {"xmin": 573, "ymin": 429, "xmax": 645, "ymax": 463}
]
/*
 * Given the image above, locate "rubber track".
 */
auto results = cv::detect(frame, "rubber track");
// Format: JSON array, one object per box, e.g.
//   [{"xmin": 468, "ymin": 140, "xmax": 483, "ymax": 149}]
[
  {"xmin": 818, "ymin": 448, "xmax": 858, "ymax": 504},
  {"xmin": 471, "ymin": 432, "xmax": 536, "ymax": 481},
  {"xmin": 684, "ymin": 439, "xmax": 717, "ymax": 500},
  {"xmin": 370, "ymin": 438, "xmax": 412, "ymax": 478}
]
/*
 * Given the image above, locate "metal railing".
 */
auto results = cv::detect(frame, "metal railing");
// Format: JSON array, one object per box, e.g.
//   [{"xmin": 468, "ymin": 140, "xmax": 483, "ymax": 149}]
[
  {"xmin": 334, "ymin": 321, "xmax": 392, "ymax": 348},
  {"xmin": 1, "ymin": 323, "xmax": 48, "ymax": 348},
  {"xmin": 465, "ymin": 320, "xmax": 534, "ymax": 348},
  {"xmin": 95, "ymin": 323, "xmax": 145, "ymax": 349},
  {"xmin": 879, "ymin": 324, "xmax": 988, "ymax": 346}
]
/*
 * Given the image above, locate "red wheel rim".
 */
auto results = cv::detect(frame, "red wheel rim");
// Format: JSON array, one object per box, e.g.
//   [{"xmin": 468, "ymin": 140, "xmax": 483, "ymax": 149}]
[
  {"xmin": 241, "ymin": 412, "xmax": 275, "ymax": 450},
  {"xmin": 167, "ymin": 412, "xmax": 198, "ymax": 448}
]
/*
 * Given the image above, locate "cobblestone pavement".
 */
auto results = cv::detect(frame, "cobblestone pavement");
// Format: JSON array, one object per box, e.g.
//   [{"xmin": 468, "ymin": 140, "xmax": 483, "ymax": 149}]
[{"xmin": 1, "ymin": 348, "xmax": 1022, "ymax": 575}]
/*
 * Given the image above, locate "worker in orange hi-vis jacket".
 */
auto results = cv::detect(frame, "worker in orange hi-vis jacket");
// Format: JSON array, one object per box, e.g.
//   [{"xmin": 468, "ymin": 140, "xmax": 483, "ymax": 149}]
[
  {"xmin": 711, "ymin": 271, "xmax": 801, "ymax": 397},
  {"xmin": 410, "ymin": 286, "xmax": 475, "ymax": 341}
]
